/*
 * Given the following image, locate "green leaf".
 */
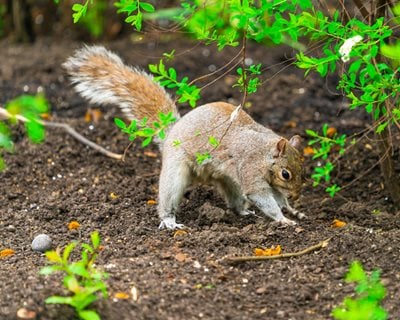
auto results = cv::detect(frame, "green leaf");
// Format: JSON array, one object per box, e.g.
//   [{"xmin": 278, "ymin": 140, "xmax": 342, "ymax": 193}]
[
  {"xmin": 25, "ymin": 120, "xmax": 45, "ymax": 143},
  {"xmin": 208, "ymin": 136, "xmax": 219, "ymax": 148},
  {"xmin": 45, "ymin": 250, "xmax": 62, "ymax": 263},
  {"xmin": 63, "ymin": 274, "xmax": 81, "ymax": 293},
  {"xmin": 139, "ymin": 2, "xmax": 155, "ymax": 13},
  {"xmin": 39, "ymin": 265, "xmax": 63, "ymax": 275},
  {"xmin": 142, "ymin": 136, "xmax": 152, "ymax": 147},
  {"xmin": 346, "ymin": 261, "xmax": 366, "ymax": 282},
  {"xmin": 91, "ymin": 231, "xmax": 100, "ymax": 249},
  {"xmin": 78, "ymin": 310, "xmax": 101, "ymax": 320},
  {"xmin": 62, "ymin": 242, "xmax": 77, "ymax": 263},
  {"xmin": 68, "ymin": 262, "xmax": 90, "ymax": 278},
  {"xmin": 114, "ymin": 118, "xmax": 127, "ymax": 129},
  {"xmin": 45, "ymin": 295, "xmax": 73, "ymax": 305}
]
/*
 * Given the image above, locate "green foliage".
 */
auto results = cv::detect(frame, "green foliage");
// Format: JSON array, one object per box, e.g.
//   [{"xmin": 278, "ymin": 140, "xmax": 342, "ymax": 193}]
[
  {"xmin": 195, "ymin": 151, "xmax": 212, "ymax": 165},
  {"xmin": 148, "ymin": 60, "xmax": 201, "ymax": 108},
  {"xmin": 0, "ymin": 94, "xmax": 48, "ymax": 171},
  {"xmin": 234, "ymin": 63, "xmax": 262, "ymax": 94},
  {"xmin": 71, "ymin": 1, "xmax": 92, "ymax": 23},
  {"xmin": 114, "ymin": 0, "xmax": 155, "ymax": 31},
  {"xmin": 114, "ymin": 111, "xmax": 177, "ymax": 147},
  {"xmin": 306, "ymin": 124, "xmax": 346, "ymax": 196},
  {"xmin": 40, "ymin": 231, "xmax": 108, "ymax": 320},
  {"xmin": 332, "ymin": 261, "xmax": 388, "ymax": 320}
]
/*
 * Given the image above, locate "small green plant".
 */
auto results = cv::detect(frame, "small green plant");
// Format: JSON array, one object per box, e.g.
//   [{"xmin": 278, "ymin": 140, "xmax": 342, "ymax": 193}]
[
  {"xmin": 332, "ymin": 261, "xmax": 388, "ymax": 320},
  {"xmin": 0, "ymin": 94, "xmax": 48, "ymax": 170},
  {"xmin": 40, "ymin": 231, "xmax": 108, "ymax": 320}
]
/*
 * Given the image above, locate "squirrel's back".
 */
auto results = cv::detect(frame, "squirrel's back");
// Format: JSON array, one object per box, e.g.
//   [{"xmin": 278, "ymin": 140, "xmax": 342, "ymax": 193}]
[{"xmin": 63, "ymin": 46, "xmax": 179, "ymax": 126}]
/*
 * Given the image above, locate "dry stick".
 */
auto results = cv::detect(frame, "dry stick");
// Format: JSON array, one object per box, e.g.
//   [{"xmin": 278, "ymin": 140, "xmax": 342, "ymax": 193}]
[
  {"xmin": 0, "ymin": 108, "xmax": 123, "ymax": 160},
  {"xmin": 224, "ymin": 238, "xmax": 331, "ymax": 264}
]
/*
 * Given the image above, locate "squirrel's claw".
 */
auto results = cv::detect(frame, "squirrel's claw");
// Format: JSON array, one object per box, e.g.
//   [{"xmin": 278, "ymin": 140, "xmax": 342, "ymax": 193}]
[{"xmin": 159, "ymin": 217, "xmax": 185, "ymax": 230}]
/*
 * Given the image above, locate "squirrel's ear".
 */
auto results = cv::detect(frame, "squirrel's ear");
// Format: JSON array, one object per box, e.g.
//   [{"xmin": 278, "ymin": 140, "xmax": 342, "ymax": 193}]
[
  {"xmin": 274, "ymin": 138, "xmax": 287, "ymax": 158},
  {"xmin": 289, "ymin": 135, "xmax": 302, "ymax": 150}
]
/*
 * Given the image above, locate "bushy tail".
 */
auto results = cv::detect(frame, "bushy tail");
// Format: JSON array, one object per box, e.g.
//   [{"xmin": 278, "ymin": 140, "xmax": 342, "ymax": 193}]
[{"xmin": 63, "ymin": 45, "xmax": 180, "ymax": 125}]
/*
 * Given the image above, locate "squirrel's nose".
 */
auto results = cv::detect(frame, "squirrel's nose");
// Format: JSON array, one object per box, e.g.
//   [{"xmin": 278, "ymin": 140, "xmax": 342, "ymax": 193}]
[{"xmin": 290, "ymin": 192, "xmax": 299, "ymax": 201}]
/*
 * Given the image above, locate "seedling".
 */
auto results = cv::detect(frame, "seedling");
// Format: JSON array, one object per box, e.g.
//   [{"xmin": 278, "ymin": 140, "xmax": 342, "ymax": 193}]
[
  {"xmin": 332, "ymin": 261, "xmax": 388, "ymax": 320},
  {"xmin": 40, "ymin": 231, "xmax": 108, "ymax": 320}
]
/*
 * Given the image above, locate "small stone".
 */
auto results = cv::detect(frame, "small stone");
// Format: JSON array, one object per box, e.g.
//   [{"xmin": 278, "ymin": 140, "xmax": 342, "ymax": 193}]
[
  {"xmin": 31, "ymin": 234, "xmax": 52, "ymax": 252},
  {"xmin": 17, "ymin": 307, "xmax": 36, "ymax": 319}
]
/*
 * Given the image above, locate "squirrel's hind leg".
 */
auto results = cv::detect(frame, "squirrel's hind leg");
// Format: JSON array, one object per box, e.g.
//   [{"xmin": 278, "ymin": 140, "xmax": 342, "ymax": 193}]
[
  {"xmin": 215, "ymin": 178, "xmax": 250, "ymax": 215},
  {"xmin": 158, "ymin": 160, "xmax": 192, "ymax": 230}
]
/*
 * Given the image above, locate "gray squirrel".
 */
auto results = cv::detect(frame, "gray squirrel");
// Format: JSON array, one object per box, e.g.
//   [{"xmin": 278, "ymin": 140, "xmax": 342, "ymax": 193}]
[{"xmin": 64, "ymin": 46, "xmax": 305, "ymax": 230}]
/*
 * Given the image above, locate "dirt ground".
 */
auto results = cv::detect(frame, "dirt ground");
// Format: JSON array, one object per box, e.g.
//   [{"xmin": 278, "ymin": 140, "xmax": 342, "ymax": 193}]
[{"xmin": 1, "ymin": 35, "xmax": 400, "ymax": 320}]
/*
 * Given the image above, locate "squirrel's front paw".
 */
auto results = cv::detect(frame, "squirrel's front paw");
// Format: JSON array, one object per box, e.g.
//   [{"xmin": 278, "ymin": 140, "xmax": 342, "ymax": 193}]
[
  {"xmin": 159, "ymin": 216, "xmax": 185, "ymax": 230},
  {"xmin": 279, "ymin": 217, "xmax": 297, "ymax": 226}
]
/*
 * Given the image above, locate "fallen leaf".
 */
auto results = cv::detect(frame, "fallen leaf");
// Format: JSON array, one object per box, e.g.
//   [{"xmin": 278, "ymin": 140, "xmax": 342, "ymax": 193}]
[
  {"xmin": 68, "ymin": 221, "xmax": 80, "ymax": 230},
  {"xmin": 84, "ymin": 108, "xmax": 103, "ymax": 123},
  {"xmin": 253, "ymin": 245, "xmax": 281, "ymax": 257},
  {"xmin": 303, "ymin": 146, "xmax": 315, "ymax": 156},
  {"xmin": 284, "ymin": 120, "xmax": 297, "ymax": 128},
  {"xmin": 173, "ymin": 230, "xmax": 188, "ymax": 238},
  {"xmin": 331, "ymin": 219, "xmax": 347, "ymax": 228},
  {"xmin": 147, "ymin": 199, "xmax": 157, "ymax": 205},
  {"xmin": 40, "ymin": 113, "xmax": 51, "ymax": 120},
  {"xmin": 144, "ymin": 151, "xmax": 158, "ymax": 158},
  {"xmin": 0, "ymin": 249, "xmax": 15, "ymax": 258},
  {"xmin": 17, "ymin": 308, "xmax": 36, "ymax": 319},
  {"xmin": 114, "ymin": 292, "xmax": 130, "ymax": 299},
  {"xmin": 326, "ymin": 127, "xmax": 337, "ymax": 138}
]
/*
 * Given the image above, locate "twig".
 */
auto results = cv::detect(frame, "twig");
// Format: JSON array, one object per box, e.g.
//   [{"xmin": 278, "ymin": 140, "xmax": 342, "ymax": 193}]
[
  {"xmin": 223, "ymin": 238, "xmax": 331, "ymax": 264},
  {"xmin": 0, "ymin": 108, "xmax": 123, "ymax": 160}
]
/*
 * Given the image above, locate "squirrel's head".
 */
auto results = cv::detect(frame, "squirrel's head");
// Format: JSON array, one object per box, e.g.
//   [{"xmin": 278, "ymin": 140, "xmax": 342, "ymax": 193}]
[{"xmin": 268, "ymin": 135, "xmax": 304, "ymax": 200}]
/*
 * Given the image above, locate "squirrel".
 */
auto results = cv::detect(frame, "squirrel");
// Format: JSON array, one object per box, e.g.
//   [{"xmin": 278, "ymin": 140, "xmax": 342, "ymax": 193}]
[{"xmin": 63, "ymin": 45, "xmax": 305, "ymax": 230}]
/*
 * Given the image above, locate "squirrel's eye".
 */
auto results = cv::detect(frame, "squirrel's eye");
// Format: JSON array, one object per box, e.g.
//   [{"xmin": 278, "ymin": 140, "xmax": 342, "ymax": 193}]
[{"xmin": 281, "ymin": 169, "xmax": 291, "ymax": 180}]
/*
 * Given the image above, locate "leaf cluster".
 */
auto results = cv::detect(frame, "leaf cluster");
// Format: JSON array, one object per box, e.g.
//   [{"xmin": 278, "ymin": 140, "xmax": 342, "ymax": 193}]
[
  {"xmin": 332, "ymin": 261, "xmax": 388, "ymax": 320},
  {"xmin": 114, "ymin": 111, "xmax": 177, "ymax": 147},
  {"xmin": 40, "ymin": 231, "xmax": 108, "ymax": 320},
  {"xmin": 149, "ymin": 60, "xmax": 200, "ymax": 108},
  {"xmin": 0, "ymin": 94, "xmax": 48, "ymax": 170},
  {"xmin": 306, "ymin": 124, "xmax": 346, "ymax": 196},
  {"xmin": 114, "ymin": 0, "xmax": 155, "ymax": 31}
]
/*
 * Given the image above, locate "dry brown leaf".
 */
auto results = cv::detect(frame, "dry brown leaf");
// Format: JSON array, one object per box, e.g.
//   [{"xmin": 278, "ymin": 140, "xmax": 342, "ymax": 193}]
[
  {"xmin": 40, "ymin": 113, "xmax": 51, "ymax": 120},
  {"xmin": 254, "ymin": 245, "xmax": 281, "ymax": 257},
  {"xmin": 331, "ymin": 219, "xmax": 347, "ymax": 228},
  {"xmin": 84, "ymin": 108, "xmax": 103, "ymax": 123},
  {"xmin": 0, "ymin": 249, "xmax": 15, "ymax": 258},
  {"xmin": 303, "ymin": 146, "xmax": 315, "ymax": 156},
  {"xmin": 173, "ymin": 230, "xmax": 188, "ymax": 238},
  {"xmin": 68, "ymin": 220, "xmax": 80, "ymax": 230},
  {"xmin": 326, "ymin": 127, "xmax": 337, "ymax": 138},
  {"xmin": 114, "ymin": 292, "xmax": 130, "ymax": 299}
]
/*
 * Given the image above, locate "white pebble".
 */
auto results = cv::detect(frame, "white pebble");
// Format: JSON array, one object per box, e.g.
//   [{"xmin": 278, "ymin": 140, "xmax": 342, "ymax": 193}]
[{"xmin": 31, "ymin": 234, "xmax": 52, "ymax": 252}]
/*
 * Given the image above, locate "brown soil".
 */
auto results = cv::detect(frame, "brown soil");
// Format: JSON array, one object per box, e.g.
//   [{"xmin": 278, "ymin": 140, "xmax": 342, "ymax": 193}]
[{"xmin": 1, "ymin": 36, "xmax": 399, "ymax": 320}]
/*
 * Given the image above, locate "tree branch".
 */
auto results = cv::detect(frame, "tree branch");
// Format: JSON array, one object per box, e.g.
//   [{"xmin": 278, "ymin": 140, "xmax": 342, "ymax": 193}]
[
  {"xmin": 223, "ymin": 238, "xmax": 331, "ymax": 264},
  {"xmin": 0, "ymin": 108, "xmax": 123, "ymax": 160}
]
